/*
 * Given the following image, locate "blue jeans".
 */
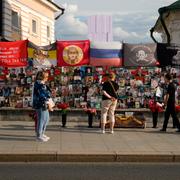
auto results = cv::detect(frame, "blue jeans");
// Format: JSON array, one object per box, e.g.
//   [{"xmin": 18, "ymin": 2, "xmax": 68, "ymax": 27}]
[{"xmin": 36, "ymin": 108, "xmax": 49, "ymax": 138}]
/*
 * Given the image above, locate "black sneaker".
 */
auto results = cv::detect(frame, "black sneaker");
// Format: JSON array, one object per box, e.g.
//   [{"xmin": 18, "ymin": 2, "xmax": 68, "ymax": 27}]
[
  {"xmin": 176, "ymin": 129, "xmax": 180, "ymax": 133},
  {"xmin": 160, "ymin": 128, "xmax": 166, "ymax": 132}
]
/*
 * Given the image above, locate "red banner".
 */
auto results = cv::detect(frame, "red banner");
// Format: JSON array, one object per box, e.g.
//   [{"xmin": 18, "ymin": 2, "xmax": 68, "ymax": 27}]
[
  {"xmin": 57, "ymin": 40, "xmax": 90, "ymax": 66},
  {"xmin": 0, "ymin": 40, "xmax": 28, "ymax": 67}
]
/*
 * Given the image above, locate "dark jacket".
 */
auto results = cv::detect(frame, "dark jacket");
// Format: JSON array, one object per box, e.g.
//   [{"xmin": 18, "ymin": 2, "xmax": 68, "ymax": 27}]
[{"xmin": 32, "ymin": 80, "xmax": 51, "ymax": 109}]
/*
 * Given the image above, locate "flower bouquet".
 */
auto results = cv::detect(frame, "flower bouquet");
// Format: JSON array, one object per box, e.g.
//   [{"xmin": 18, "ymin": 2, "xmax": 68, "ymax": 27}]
[
  {"xmin": 175, "ymin": 105, "xmax": 180, "ymax": 112},
  {"xmin": 83, "ymin": 107, "xmax": 97, "ymax": 114},
  {"xmin": 57, "ymin": 102, "xmax": 69, "ymax": 127},
  {"xmin": 83, "ymin": 107, "xmax": 97, "ymax": 128},
  {"xmin": 148, "ymin": 99, "xmax": 164, "ymax": 112}
]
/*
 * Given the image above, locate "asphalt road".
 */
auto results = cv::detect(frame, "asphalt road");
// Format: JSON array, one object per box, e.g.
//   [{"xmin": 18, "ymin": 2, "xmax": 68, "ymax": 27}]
[{"xmin": 0, "ymin": 162, "xmax": 180, "ymax": 180}]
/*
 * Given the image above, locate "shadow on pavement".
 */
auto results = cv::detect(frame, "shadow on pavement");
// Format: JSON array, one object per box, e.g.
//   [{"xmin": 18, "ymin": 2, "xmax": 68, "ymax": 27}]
[
  {"xmin": 0, "ymin": 134, "xmax": 35, "ymax": 141},
  {"xmin": 57, "ymin": 126, "xmax": 101, "ymax": 134},
  {"xmin": 0, "ymin": 124, "xmax": 34, "ymax": 131}
]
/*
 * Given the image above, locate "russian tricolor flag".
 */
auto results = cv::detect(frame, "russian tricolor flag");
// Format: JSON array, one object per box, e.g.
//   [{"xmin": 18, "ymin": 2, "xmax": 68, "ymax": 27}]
[{"xmin": 90, "ymin": 41, "xmax": 123, "ymax": 67}]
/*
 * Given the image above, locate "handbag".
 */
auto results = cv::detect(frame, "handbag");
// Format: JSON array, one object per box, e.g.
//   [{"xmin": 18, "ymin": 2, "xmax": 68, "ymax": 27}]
[
  {"xmin": 47, "ymin": 98, "xmax": 55, "ymax": 111},
  {"xmin": 148, "ymin": 99, "xmax": 164, "ymax": 112}
]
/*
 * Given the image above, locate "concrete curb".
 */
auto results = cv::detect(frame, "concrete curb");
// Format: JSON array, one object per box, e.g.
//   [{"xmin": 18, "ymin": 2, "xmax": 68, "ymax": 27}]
[{"xmin": 1, "ymin": 153, "xmax": 180, "ymax": 162}]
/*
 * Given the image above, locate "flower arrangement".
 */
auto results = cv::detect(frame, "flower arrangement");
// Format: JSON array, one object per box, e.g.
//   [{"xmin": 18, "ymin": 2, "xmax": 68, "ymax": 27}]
[
  {"xmin": 0, "ymin": 67, "xmax": 9, "ymax": 80},
  {"xmin": 148, "ymin": 99, "xmax": 164, "ymax": 112},
  {"xmin": 83, "ymin": 107, "xmax": 97, "ymax": 128},
  {"xmin": 57, "ymin": 102, "xmax": 69, "ymax": 114},
  {"xmin": 131, "ymin": 67, "xmax": 148, "ymax": 76},
  {"xmin": 83, "ymin": 107, "xmax": 97, "ymax": 114},
  {"xmin": 176, "ymin": 105, "xmax": 180, "ymax": 112},
  {"xmin": 57, "ymin": 102, "xmax": 69, "ymax": 127}
]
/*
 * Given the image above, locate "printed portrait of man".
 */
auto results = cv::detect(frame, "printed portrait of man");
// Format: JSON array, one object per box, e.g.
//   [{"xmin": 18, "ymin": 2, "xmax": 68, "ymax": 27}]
[
  {"xmin": 63, "ymin": 45, "xmax": 83, "ymax": 65},
  {"xmin": 33, "ymin": 49, "xmax": 51, "ymax": 68}
]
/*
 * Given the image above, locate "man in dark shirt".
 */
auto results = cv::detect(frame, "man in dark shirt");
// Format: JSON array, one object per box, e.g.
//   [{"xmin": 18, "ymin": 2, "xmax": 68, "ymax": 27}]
[
  {"xmin": 101, "ymin": 72, "xmax": 119, "ymax": 134},
  {"xmin": 161, "ymin": 73, "xmax": 180, "ymax": 132}
]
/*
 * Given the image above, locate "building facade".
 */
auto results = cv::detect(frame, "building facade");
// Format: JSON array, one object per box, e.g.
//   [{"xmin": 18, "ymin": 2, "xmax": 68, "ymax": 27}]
[{"xmin": 1, "ymin": 0, "xmax": 64, "ymax": 45}]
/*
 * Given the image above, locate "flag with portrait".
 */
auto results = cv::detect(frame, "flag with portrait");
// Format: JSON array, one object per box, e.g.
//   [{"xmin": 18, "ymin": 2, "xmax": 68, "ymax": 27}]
[
  {"xmin": 123, "ymin": 43, "xmax": 158, "ymax": 67},
  {"xmin": 28, "ymin": 42, "xmax": 57, "ymax": 69},
  {"xmin": 57, "ymin": 40, "xmax": 90, "ymax": 67}
]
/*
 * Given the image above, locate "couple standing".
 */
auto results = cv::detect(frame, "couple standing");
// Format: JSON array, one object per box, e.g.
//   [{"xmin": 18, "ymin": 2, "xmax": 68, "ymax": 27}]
[
  {"xmin": 160, "ymin": 73, "xmax": 180, "ymax": 132},
  {"xmin": 152, "ymin": 73, "xmax": 180, "ymax": 132}
]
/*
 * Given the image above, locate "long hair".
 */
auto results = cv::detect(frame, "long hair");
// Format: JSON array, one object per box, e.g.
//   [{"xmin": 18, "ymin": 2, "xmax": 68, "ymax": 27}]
[
  {"xmin": 165, "ymin": 73, "xmax": 172, "ymax": 81},
  {"xmin": 35, "ymin": 71, "xmax": 43, "ymax": 81},
  {"xmin": 35, "ymin": 70, "xmax": 49, "ymax": 81}
]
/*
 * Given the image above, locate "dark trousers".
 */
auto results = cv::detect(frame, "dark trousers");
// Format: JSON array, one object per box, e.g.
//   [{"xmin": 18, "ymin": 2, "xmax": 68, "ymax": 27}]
[
  {"xmin": 163, "ymin": 104, "xmax": 180, "ymax": 130},
  {"xmin": 152, "ymin": 111, "xmax": 158, "ymax": 128}
]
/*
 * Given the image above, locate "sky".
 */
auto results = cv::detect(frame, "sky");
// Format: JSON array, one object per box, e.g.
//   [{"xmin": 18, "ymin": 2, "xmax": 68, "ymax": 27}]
[{"xmin": 54, "ymin": 0, "xmax": 176, "ymax": 43}]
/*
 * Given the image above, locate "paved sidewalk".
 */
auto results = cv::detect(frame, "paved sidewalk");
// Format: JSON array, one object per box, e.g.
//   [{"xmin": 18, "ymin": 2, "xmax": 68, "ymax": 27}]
[{"xmin": 0, "ymin": 119, "xmax": 180, "ymax": 162}]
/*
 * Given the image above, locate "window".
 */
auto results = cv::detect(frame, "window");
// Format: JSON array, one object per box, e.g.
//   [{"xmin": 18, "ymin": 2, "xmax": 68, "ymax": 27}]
[
  {"xmin": 32, "ymin": 19, "xmax": 37, "ymax": 34},
  {"xmin": 12, "ymin": 10, "xmax": 19, "ymax": 28},
  {"xmin": 47, "ymin": 25, "xmax": 50, "ymax": 38}
]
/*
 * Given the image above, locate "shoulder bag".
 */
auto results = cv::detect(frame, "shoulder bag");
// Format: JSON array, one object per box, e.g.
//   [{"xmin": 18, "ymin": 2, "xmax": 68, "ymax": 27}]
[{"xmin": 108, "ymin": 81, "xmax": 118, "ymax": 100}]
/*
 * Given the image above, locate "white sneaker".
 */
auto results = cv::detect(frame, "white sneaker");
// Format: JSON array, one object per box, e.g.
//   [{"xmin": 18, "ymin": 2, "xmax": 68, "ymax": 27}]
[
  {"xmin": 110, "ymin": 130, "xmax": 114, "ymax": 134},
  {"xmin": 101, "ymin": 130, "xmax": 105, "ymax": 134},
  {"xmin": 43, "ymin": 134, "xmax": 50, "ymax": 140},
  {"xmin": 36, "ymin": 136, "xmax": 49, "ymax": 142}
]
